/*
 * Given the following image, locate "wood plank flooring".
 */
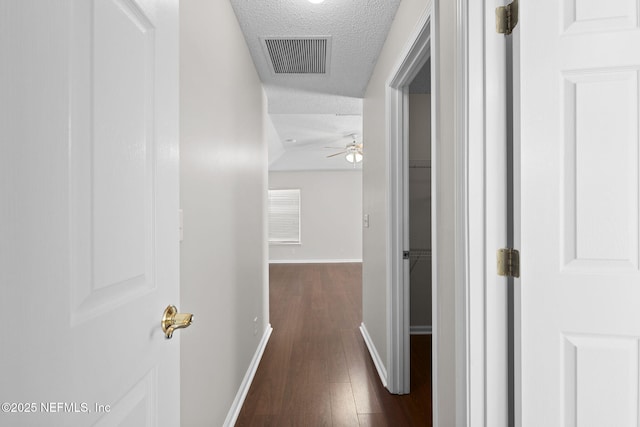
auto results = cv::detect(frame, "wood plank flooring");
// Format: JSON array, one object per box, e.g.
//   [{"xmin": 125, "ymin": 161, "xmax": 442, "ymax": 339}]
[{"xmin": 236, "ymin": 263, "xmax": 432, "ymax": 426}]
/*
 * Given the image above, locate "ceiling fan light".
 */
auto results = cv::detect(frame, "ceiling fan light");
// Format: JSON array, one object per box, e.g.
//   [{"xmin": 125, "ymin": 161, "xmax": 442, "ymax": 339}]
[{"xmin": 345, "ymin": 152, "xmax": 363, "ymax": 163}]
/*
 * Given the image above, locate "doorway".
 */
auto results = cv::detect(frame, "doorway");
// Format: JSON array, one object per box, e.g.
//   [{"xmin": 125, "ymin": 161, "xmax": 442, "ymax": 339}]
[
  {"xmin": 385, "ymin": 12, "xmax": 432, "ymax": 396},
  {"xmin": 385, "ymin": 0, "xmax": 510, "ymax": 423},
  {"xmin": 407, "ymin": 61, "xmax": 432, "ymax": 339},
  {"xmin": 407, "ymin": 59, "xmax": 434, "ymax": 419}
]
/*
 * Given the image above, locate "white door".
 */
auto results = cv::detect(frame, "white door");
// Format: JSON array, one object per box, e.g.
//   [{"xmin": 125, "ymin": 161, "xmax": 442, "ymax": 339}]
[
  {"xmin": 0, "ymin": 0, "xmax": 180, "ymax": 426},
  {"xmin": 516, "ymin": 0, "xmax": 640, "ymax": 425}
]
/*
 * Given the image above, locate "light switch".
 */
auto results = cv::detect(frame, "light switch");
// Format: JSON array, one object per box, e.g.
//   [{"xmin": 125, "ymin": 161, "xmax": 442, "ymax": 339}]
[{"xmin": 363, "ymin": 214, "xmax": 370, "ymax": 228}]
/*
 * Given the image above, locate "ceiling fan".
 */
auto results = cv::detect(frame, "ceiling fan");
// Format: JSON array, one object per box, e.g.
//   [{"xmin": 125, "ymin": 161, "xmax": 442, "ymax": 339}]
[{"xmin": 326, "ymin": 134, "xmax": 363, "ymax": 165}]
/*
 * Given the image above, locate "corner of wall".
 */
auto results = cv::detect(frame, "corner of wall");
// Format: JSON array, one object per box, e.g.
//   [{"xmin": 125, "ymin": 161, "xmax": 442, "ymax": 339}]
[
  {"xmin": 359, "ymin": 323, "xmax": 388, "ymax": 387},
  {"xmin": 222, "ymin": 325, "xmax": 273, "ymax": 427},
  {"xmin": 262, "ymin": 88, "xmax": 270, "ymax": 338}
]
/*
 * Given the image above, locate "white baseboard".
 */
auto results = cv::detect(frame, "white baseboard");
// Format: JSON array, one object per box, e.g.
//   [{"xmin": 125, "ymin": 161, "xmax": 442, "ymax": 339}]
[
  {"xmin": 269, "ymin": 259, "xmax": 363, "ymax": 264},
  {"xmin": 359, "ymin": 322, "xmax": 387, "ymax": 388},
  {"xmin": 223, "ymin": 324, "xmax": 273, "ymax": 427},
  {"xmin": 410, "ymin": 325, "xmax": 432, "ymax": 335}
]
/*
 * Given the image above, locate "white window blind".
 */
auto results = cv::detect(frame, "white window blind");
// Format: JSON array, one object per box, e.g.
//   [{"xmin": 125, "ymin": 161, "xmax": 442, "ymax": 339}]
[{"xmin": 268, "ymin": 189, "xmax": 301, "ymax": 244}]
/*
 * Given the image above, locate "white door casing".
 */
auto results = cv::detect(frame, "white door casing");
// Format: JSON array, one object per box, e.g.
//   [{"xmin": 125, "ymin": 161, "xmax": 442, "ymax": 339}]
[
  {"xmin": 385, "ymin": 8, "xmax": 432, "ymax": 395},
  {"xmin": 516, "ymin": 0, "xmax": 640, "ymax": 425},
  {"xmin": 0, "ymin": 0, "xmax": 179, "ymax": 425},
  {"xmin": 465, "ymin": 0, "xmax": 511, "ymax": 424}
]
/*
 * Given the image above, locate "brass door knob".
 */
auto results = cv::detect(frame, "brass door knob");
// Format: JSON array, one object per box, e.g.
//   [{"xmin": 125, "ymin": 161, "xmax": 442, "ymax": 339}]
[{"xmin": 161, "ymin": 305, "xmax": 193, "ymax": 339}]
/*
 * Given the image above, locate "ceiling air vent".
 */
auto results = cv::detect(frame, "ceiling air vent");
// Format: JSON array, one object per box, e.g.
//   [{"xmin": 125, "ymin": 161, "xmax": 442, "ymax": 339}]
[{"xmin": 263, "ymin": 37, "xmax": 330, "ymax": 74}]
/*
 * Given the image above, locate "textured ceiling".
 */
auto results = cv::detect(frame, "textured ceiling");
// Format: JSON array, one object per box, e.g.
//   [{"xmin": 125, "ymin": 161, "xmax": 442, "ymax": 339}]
[
  {"xmin": 271, "ymin": 114, "xmax": 363, "ymax": 147},
  {"xmin": 267, "ymin": 114, "xmax": 363, "ymax": 171},
  {"xmin": 230, "ymin": 0, "xmax": 401, "ymax": 104},
  {"xmin": 230, "ymin": 0, "xmax": 401, "ymax": 170}
]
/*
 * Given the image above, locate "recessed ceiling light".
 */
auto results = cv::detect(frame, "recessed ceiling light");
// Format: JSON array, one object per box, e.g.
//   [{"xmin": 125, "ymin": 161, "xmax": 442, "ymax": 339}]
[{"xmin": 308, "ymin": 0, "xmax": 325, "ymax": 3}]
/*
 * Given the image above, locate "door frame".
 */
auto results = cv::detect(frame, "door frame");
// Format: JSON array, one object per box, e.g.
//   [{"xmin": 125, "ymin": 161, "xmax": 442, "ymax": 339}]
[
  {"xmin": 385, "ymin": 6, "xmax": 431, "ymax": 396},
  {"xmin": 386, "ymin": 0, "xmax": 507, "ymax": 424}
]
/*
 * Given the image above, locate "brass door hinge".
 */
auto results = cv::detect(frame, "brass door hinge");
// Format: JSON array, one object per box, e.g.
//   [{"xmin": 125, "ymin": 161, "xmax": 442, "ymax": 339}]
[
  {"xmin": 496, "ymin": 0, "xmax": 519, "ymax": 35},
  {"xmin": 497, "ymin": 248, "xmax": 520, "ymax": 278}
]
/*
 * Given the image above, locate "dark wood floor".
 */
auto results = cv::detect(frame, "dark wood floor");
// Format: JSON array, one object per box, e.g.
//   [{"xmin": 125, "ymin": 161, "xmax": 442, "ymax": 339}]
[{"xmin": 236, "ymin": 263, "xmax": 432, "ymax": 426}]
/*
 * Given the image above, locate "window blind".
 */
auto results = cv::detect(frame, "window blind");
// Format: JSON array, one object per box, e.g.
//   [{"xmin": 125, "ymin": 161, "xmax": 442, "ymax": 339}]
[{"xmin": 268, "ymin": 189, "xmax": 301, "ymax": 244}]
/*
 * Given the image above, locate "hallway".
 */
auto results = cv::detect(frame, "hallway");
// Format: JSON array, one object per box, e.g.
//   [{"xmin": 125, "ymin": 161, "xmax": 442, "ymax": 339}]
[{"xmin": 237, "ymin": 263, "xmax": 432, "ymax": 426}]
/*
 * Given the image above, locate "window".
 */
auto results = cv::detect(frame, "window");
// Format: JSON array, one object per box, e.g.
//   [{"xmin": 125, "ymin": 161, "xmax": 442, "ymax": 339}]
[{"xmin": 268, "ymin": 189, "xmax": 301, "ymax": 244}]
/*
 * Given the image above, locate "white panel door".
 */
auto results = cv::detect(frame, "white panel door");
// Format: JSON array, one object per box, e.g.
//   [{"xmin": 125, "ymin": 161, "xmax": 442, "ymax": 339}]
[
  {"xmin": 0, "ymin": 0, "xmax": 180, "ymax": 426},
  {"xmin": 516, "ymin": 0, "xmax": 640, "ymax": 425}
]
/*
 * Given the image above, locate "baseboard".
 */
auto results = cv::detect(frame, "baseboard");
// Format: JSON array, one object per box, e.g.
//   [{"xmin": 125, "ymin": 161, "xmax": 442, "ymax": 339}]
[
  {"xmin": 359, "ymin": 323, "xmax": 387, "ymax": 388},
  {"xmin": 410, "ymin": 325, "xmax": 433, "ymax": 335},
  {"xmin": 223, "ymin": 324, "xmax": 273, "ymax": 427},
  {"xmin": 269, "ymin": 259, "xmax": 363, "ymax": 264}
]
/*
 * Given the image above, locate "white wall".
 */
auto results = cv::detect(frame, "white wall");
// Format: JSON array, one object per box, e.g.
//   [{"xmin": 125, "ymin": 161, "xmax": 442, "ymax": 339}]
[
  {"xmin": 361, "ymin": 0, "xmax": 458, "ymax": 424},
  {"xmin": 180, "ymin": 1, "xmax": 268, "ymax": 425},
  {"xmin": 269, "ymin": 170, "xmax": 362, "ymax": 263}
]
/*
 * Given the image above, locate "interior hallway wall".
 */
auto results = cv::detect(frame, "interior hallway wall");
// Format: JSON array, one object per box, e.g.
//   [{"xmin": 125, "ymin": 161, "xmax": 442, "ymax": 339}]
[
  {"xmin": 269, "ymin": 170, "xmax": 362, "ymax": 263},
  {"xmin": 180, "ymin": 0, "xmax": 268, "ymax": 424},
  {"xmin": 362, "ymin": 0, "xmax": 427, "ymax": 378},
  {"xmin": 361, "ymin": 0, "xmax": 458, "ymax": 424}
]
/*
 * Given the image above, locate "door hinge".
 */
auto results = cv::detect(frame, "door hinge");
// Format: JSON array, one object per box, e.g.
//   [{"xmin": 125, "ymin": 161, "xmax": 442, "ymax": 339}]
[
  {"xmin": 497, "ymin": 248, "xmax": 520, "ymax": 278},
  {"xmin": 496, "ymin": 0, "xmax": 519, "ymax": 35},
  {"xmin": 403, "ymin": 251, "xmax": 410, "ymax": 260}
]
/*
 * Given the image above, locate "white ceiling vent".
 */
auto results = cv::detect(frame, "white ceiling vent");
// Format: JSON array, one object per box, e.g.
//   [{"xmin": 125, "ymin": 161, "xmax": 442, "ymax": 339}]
[{"xmin": 262, "ymin": 37, "xmax": 331, "ymax": 74}]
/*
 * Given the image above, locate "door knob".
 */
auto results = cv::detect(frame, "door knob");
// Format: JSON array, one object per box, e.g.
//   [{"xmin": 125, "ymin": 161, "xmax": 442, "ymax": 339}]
[{"xmin": 161, "ymin": 305, "xmax": 193, "ymax": 339}]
